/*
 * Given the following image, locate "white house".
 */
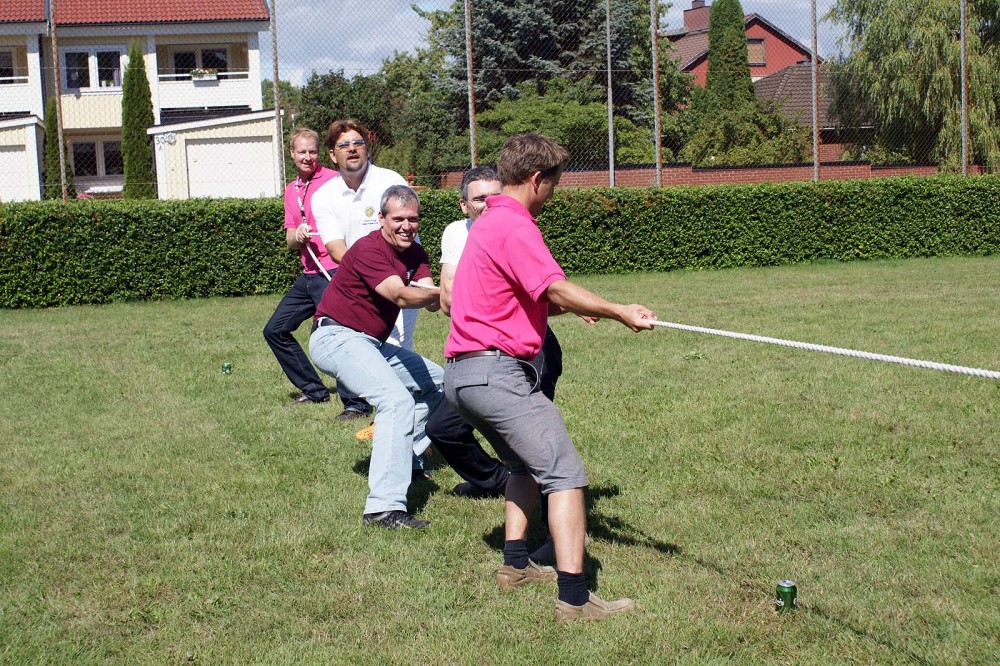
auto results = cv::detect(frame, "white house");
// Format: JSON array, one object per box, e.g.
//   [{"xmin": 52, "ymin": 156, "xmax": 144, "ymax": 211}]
[{"xmin": 0, "ymin": 0, "xmax": 280, "ymax": 201}]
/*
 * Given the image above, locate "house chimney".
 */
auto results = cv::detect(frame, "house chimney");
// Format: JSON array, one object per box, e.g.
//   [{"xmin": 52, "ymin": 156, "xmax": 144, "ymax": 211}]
[{"xmin": 684, "ymin": 1, "xmax": 710, "ymax": 32}]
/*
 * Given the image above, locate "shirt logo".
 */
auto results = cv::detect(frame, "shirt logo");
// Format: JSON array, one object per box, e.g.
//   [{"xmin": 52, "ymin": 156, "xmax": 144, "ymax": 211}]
[{"xmin": 365, "ymin": 206, "xmax": 375, "ymax": 218}]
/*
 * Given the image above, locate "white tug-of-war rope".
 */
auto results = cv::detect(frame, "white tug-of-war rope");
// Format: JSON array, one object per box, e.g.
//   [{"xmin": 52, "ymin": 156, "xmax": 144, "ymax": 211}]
[{"xmin": 648, "ymin": 320, "xmax": 1000, "ymax": 381}]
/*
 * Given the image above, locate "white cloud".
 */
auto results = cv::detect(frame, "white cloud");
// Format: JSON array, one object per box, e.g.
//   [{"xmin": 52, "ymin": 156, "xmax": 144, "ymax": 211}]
[
  {"xmin": 260, "ymin": 0, "xmax": 451, "ymax": 84},
  {"xmin": 260, "ymin": 0, "xmax": 851, "ymax": 86}
]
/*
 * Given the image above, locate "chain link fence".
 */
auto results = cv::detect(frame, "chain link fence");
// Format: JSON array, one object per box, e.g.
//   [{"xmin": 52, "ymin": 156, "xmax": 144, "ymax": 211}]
[{"xmin": 3, "ymin": 0, "xmax": 990, "ymax": 202}]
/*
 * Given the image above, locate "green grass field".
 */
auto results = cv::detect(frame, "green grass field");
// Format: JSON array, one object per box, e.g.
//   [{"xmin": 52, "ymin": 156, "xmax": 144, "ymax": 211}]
[{"xmin": 1, "ymin": 256, "xmax": 998, "ymax": 664}]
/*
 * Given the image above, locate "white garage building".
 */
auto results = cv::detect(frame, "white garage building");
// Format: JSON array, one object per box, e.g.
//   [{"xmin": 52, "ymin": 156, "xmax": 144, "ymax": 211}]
[{"xmin": 148, "ymin": 110, "xmax": 280, "ymax": 199}]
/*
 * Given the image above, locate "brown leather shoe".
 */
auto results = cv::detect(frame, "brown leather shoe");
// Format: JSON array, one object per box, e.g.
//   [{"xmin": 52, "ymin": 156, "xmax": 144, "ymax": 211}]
[
  {"xmin": 495, "ymin": 560, "xmax": 557, "ymax": 589},
  {"xmin": 555, "ymin": 593, "xmax": 636, "ymax": 623}
]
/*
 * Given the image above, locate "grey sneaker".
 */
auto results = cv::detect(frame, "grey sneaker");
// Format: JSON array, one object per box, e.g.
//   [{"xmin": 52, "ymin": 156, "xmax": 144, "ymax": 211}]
[
  {"xmin": 362, "ymin": 510, "xmax": 431, "ymax": 529},
  {"xmin": 496, "ymin": 560, "xmax": 557, "ymax": 589},
  {"xmin": 555, "ymin": 593, "xmax": 637, "ymax": 623}
]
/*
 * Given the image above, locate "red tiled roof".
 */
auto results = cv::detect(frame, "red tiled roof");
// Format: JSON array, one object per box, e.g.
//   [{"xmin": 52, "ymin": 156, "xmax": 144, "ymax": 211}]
[
  {"xmin": 665, "ymin": 31, "xmax": 708, "ymax": 70},
  {"xmin": 754, "ymin": 62, "xmax": 835, "ymax": 128},
  {"xmin": 0, "ymin": 0, "xmax": 45, "ymax": 23},
  {"xmin": 53, "ymin": 0, "xmax": 269, "ymax": 25}
]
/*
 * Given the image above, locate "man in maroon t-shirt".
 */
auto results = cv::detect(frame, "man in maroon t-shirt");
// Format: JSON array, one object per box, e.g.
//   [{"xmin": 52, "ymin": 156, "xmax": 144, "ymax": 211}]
[{"xmin": 308, "ymin": 185, "xmax": 443, "ymax": 529}]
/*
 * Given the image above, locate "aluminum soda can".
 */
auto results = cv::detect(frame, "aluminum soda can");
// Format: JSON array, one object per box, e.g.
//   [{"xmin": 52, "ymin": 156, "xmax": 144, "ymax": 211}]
[
  {"xmin": 775, "ymin": 579, "xmax": 797, "ymax": 613},
  {"xmin": 222, "ymin": 362, "xmax": 232, "ymax": 375}
]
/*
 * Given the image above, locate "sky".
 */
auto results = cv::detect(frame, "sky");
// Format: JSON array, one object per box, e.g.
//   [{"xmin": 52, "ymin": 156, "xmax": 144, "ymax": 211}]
[{"xmin": 259, "ymin": 0, "xmax": 848, "ymax": 87}]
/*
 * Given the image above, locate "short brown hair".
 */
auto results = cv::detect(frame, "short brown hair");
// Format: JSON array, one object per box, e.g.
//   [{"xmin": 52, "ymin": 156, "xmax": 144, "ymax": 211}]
[
  {"xmin": 324, "ymin": 119, "xmax": 368, "ymax": 150},
  {"xmin": 288, "ymin": 126, "xmax": 319, "ymax": 149},
  {"xmin": 497, "ymin": 132, "xmax": 569, "ymax": 186}
]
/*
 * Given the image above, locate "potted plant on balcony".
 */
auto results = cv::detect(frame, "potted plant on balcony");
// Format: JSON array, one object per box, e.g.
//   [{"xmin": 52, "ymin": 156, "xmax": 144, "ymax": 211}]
[{"xmin": 190, "ymin": 68, "xmax": 219, "ymax": 81}]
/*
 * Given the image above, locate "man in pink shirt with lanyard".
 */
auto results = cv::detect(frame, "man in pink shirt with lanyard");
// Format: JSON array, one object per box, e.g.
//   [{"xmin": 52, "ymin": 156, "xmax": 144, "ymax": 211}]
[
  {"xmin": 263, "ymin": 127, "xmax": 367, "ymax": 413},
  {"xmin": 444, "ymin": 133, "xmax": 655, "ymax": 622}
]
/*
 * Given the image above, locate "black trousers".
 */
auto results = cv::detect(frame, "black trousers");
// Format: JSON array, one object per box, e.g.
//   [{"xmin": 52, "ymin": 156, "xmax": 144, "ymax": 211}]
[
  {"xmin": 263, "ymin": 272, "xmax": 367, "ymax": 411},
  {"xmin": 427, "ymin": 327, "xmax": 563, "ymax": 490}
]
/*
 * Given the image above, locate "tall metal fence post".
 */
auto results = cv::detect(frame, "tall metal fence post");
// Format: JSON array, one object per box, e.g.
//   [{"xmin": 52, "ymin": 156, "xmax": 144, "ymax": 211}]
[
  {"xmin": 811, "ymin": 0, "xmax": 820, "ymax": 183},
  {"xmin": 47, "ymin": 0, "xmax": 68, "ymax": 201},
  {"xmin": 464, "ymin": 0, "xmax": 477, "ymax": 167},
  {"xmin": 960, "ymin": 0, "xmax": 968, "ymax": 175},
  {"xmin": 270, "ymin": 0, "xmax": 284, "ymax": 188},
  {"xmin": 650, "ymin": 0, "xmax": 662, "ymax": 187},
  {"xmin": 606, "ymin": 0, "xmax": 615, "ymax": 187}
]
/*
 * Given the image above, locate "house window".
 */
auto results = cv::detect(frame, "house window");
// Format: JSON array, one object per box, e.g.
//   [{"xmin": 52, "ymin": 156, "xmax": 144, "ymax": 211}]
[
  {"xmin": 72, "ymin": 142, "xmax": 98, "ymax": 177},
  {"xmin": 71, "ymin": 139, "xmax": 124, "ymax": 178},
  {"xmin": 62, "ymin": 47, "xmax": 126, "ymax": 91},
  {"xmin": 201, "ymin": 49, "xmax": 228, "ymax": 72},
  {"xmin": 747, "ymin": 39, "xmax": 766, "ymax": 66},
  {"xmin": 103, "ymin": 142, "xmax": 124, "ymax": 176},
  {"xmin": 167, "ymin": 46, "xmax": 230, "ymax": 77},
  {"xmin": 173, "ymin": 51, "xmax": 196, "ymax": 74},
  {"xmin": 0, "ymin": 51, "xmax": 14, "ymax": 84}
]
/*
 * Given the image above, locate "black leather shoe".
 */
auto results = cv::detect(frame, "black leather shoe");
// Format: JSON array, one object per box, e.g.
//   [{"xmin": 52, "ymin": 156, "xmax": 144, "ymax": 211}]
[
  {"xmin": 293, "ymin": 393, "xmax": 330, "ymax": 404},
  {"xmin": 362, "ymin": 510, "xmax": 431, "ymax": 529},
  {"xmin": 336, "ymin": 409, "xmax": 369, "ymax": 421},
  {"xmin": 451, "ymin": 481, "xmax": 504, "ymax": 499}
]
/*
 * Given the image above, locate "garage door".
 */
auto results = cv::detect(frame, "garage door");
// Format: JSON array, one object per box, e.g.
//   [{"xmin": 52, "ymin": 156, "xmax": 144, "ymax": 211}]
[
  {"xmin": 0, "ymin": 145, "xmax": 33, "ymax": 202},
  {"xmin": 186, "ymin": 136, "xmax": 276, "ymax": 199}
]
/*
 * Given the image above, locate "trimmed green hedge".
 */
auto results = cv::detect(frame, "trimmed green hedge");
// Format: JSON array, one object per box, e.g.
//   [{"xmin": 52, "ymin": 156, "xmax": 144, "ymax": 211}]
[{"xmin": 2, "ymin": 176, "xmax": 998, "ymax": 308}]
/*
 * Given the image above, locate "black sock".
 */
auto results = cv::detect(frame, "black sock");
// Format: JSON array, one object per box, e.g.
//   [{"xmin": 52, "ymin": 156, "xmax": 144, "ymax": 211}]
[
  {"xmin": 503, "ymin": 539, "xmax": 529, "ymax": 569},
  {"xmin": 556, "ymin": 570, "xmax": 589, "ymax": 606}
]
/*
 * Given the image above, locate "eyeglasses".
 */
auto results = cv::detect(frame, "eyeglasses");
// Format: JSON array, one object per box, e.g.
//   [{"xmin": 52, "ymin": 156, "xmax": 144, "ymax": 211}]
[{"xmin": 334, "ymin": 138, "xmax": 367, "ymax": 149}]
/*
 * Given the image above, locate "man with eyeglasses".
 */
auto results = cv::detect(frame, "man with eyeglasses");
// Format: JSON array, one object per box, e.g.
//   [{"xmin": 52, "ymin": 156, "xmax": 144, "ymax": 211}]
[
  {"xmin": 262, "ymin": 126, "xmax": 368, "ymax": 412},
  {"xmin": 311, "ymin": 120, "xmax": 419, "ymax": 374}
]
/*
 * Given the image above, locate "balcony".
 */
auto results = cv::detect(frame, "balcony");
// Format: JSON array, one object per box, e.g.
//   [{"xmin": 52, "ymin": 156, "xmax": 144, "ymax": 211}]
[
  {"xmin": 0, "ymin": 76, "xmax": 35, "ymax": 116},
  {"xmin": 157, "ymin": 70, "xmax": 259, "ymax": 112}
]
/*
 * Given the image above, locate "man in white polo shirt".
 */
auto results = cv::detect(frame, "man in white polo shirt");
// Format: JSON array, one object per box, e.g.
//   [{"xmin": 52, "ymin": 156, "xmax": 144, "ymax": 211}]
[{"xmin": 311, "ymin": 119, "xmax": 418, "ymax": 354}]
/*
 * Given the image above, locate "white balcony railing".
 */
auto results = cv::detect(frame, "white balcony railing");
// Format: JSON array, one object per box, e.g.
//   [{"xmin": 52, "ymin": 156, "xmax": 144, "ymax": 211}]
[
  {"xmin": 0, "ymin": 80, "xmax": 37, "ymax": 115},
  {"xmin": 156, "ymin": 71, "xmax": 259, "ymax": 113}
]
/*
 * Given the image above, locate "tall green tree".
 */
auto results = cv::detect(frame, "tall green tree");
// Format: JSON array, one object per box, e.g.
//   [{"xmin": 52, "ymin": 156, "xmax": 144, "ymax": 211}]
[
  {"xmin": 121, "ymin": 42, "xmax": 155, "ymax": 198},
  {"xmin": 678, "ymin": 0, "xmax": 809, "ymax": 166},
  {"xmin": 378, "ymin": 50, "xmax": 466, "ymax": 185},
  {"xmin": 295, "ymin": 70, "xmax": 394, "ymax": 160},
  {"xmin": 829, "ymin": 0, "xmax": 1000, "ymax": 169},
  {"xmin": 703, "ymin": 0, "xmax": 754, "ymax": 108},
  {"xmin": 42, "ymin": 97, "xmax": 75, "ymax": 200}
]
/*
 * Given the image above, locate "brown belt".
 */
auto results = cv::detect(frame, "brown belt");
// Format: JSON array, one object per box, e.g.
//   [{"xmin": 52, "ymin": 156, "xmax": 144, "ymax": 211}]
[{"xmin": 449, "ymin": 349, "xmax": 513, "ymax": 362}]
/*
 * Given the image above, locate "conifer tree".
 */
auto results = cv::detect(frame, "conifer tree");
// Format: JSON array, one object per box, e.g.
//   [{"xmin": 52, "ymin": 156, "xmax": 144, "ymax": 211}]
[
  {"xmin": 121, "ymin": 41, "xmax": 156, "ymax": 198},
  {"xmin": 43, "ymin": 97, "xmax": 75, "ymax": 200},
  {"xmin": 704, "ymin": 0, "xmax": 754, "ymax": 109}
]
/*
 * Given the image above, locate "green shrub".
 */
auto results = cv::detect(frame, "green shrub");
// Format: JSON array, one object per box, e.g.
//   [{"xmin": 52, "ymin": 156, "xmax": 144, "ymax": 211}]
[{"xmin": 2, "ymin": 176, "xmax": 998, "ymax": 309}]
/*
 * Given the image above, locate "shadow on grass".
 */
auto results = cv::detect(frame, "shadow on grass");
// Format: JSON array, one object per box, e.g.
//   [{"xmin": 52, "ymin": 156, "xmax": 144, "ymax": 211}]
[
  {"xmin": 479, "ymin": 483, "xmax": 681, "ymax": 591},
  {"xmin": 806, "ymin": 604, "xmax": 933, "ymax": 665}
]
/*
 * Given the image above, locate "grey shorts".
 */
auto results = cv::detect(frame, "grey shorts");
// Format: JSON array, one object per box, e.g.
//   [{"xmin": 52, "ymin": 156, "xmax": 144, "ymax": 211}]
[{"xmin": 443, "ymin": 354, "xmax": 588, "ymax": 493}]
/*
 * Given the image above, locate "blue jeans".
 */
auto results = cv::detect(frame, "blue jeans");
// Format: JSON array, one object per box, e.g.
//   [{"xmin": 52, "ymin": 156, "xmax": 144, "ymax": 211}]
[
  {"xmin": 309, "ymin": 323, "xmax": 443, "ymax": 515},
  {"xmin": 262, "ymin": 272, "xmax": 368, "ymax": 412}
]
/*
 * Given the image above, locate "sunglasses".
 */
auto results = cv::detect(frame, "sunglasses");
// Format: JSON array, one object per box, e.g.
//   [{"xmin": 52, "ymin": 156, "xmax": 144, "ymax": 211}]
[{"xmin": 334, "ymin": 138, "xmax": 367, "ymax": 149}]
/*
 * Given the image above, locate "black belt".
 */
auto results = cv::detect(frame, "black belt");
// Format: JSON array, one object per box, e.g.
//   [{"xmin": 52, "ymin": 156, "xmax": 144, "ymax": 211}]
[
  {"xmin": 311, "ymin": 316, "xmax": 344, "ymax": 333},
  {"xmin": 448, "ymin": 349, "xmax": 514, "ymax": 363}
]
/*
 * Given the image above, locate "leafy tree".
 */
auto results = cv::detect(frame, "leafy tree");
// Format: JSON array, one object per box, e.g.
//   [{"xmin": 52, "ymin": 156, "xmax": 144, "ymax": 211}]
[
  {"xmin": 475, "ymin": 81, "xmax": 654, "ymax": 166},
  {"xmin": 378, "ymin": 50, "xmax": 466, "ymax": 185},
  {"xmin": 42, "ymin": 97, "xmax": 75, "ymax": 200},
  {"xmin": 829, "ymin": 0, "xmax": 1000, "ymax": 169},
  {"xmin": 295, "ymin": 70, "xmax": 394, "ymax": 160},
  {"xmin": 121, "ymin": 41, "xmax": 155, "ymax": 198},
  {"xmin": 679, "ymin": 0, "xmax": 809, "ymax": 166}
]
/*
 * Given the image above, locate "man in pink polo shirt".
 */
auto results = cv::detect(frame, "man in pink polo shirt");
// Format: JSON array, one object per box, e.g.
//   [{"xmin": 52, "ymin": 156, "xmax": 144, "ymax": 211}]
[
  {"xmin": 444, "ymin": 132, "xmax": 655, "ymax": 623},
  {"xmin": 263, "ymin": 127, "xmax": 367, "ymax": 414}
]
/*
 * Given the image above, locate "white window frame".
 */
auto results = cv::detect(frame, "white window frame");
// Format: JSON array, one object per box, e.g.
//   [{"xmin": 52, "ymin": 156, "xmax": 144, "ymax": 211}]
[
  {"xmin": 71, "ymin": 137, "xmax": 124, "ymax": 179},
  {"xmin": 61, "ymin": 46, "xmax": 128, "ymax": 92}
]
